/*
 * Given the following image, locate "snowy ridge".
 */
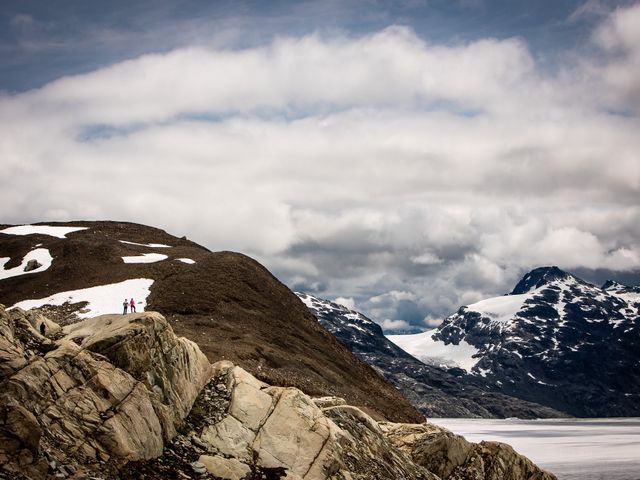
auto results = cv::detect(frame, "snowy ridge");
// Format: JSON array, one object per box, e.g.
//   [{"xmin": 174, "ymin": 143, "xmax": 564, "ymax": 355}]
[
  {"xmin": 12, "ymin": 278, "xmax": 154, "ymax": 318},
  {"xmin": 297, "ymin": 290, "xmax": 565, "ymax": 418},
  {"xmin": 296, "ymin": 292, "xmax": 378, "ymax": 337},
  {"xmin": 428, "ymin": 266, "xmax": 640, "ymax": 416}
]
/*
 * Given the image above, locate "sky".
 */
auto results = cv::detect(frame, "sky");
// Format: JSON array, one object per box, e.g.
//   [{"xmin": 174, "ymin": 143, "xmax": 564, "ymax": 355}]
[{"xmin": 1, "ymin": 0, "xmax": 639, "ymax": 332}]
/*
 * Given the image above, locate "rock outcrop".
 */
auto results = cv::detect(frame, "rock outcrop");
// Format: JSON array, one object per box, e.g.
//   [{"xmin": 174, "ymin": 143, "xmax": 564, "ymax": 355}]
[
  {"xmin": 0, "ymin": 220, "xmax": 423, "ymax": 424},
  {"xmin": 0, "ymin": 305, "xmax": 556, "ymax": 480},
  {"xmin": 0, "ymin": 305, "xmax": 211, "ymax": 478},
  {"xmin": 383, "ymin": 423, "xmax": 556, "ymax": 480},
  {"xmin": 124, "ymin": 362, "xmax": 556, "ymax": 480}
]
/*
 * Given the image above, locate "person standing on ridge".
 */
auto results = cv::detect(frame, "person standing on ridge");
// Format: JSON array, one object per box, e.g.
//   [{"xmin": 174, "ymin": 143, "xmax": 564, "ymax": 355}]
[
  {"xmin": 130, "ymin": 298, "xmax": 136, "ymax": 313},
  {"xmin": 123, "ymin": 298, "xmax": 128, "ymax": 314}
]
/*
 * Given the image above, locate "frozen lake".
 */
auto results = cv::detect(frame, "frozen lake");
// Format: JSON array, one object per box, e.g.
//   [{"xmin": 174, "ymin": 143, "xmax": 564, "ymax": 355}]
[{"xmin": 431, "ymin": 418, "xmax": 640, "ymax": 480}]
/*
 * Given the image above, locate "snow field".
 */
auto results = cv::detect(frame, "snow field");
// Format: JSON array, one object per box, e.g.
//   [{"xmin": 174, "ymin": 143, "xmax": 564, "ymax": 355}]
[
  {"xmin": 387, "ymin": 329, "xmax": 480, "ymax": 373},
  {"xmin": 0, "ymin": 225, "xmax": 87, "ymax": 238},
  {"xmin": 12, "ymin": 278, "xmax": 154, "ymax": 318},
  {"xmin": 0, "ymin": 248, "xmax": 53, "ymax": 280},
  {"xmin": 466, "ymin": 293, "xmax": 530, "ymax": 323}
]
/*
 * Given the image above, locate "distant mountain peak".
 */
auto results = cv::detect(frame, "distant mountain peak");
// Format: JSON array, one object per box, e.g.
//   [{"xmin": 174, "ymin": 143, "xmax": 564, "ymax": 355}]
[
  {"xmin": 602, "ymin": 279, "xmax": 640, "ymax": 297},
  {"xmin": 510, "ymin": 266, "xmax": 574, "ymax": 295},
  {"xmin": 602, "ymin": 279, "xmax": 625, "ymax": 291}
]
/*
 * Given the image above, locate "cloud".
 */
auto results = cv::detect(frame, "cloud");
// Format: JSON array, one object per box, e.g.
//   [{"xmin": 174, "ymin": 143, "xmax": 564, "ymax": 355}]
[
  {"xmin": 334, "ymin": 297, "xmax": 356, "ymax": 310},
  {"xmin": 591, "ymin": 2, "xmax": 640, "ymax": 111},
  {"xmin": 381, "ymin": 319, "xmax": 411, "ymax": 331},
  {"xmin": 1, "ymin": 6, "xmax": 639, "ymax": 329}
]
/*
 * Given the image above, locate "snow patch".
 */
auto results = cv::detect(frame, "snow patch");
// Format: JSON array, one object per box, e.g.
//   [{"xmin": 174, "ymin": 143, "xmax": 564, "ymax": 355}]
[
  {"xmin": 122, "ymin": 253, "xmax": 168, "ymax": 263},
  {"xmin": 12, "ymin": 278, "xmax": 154, "ymax": 318},
  {"xmin": 176, "ymin": 258, "xmax": 196, "ymax": 264},
  {"xmin": 119, "ymin": 240, "xmax": 171, "ymax": 248},
  {"xmin": 613, "ymin": 291, "xmax": 640, "ymax": 305},
  {"xmin": 0, "ymin": 248, "xmax": 53, "ymax": 280},
  {"xmin": 466, "ymin": 293, "xmax": 530, "ymax": 323},
  {"xmin": 296, "ymin": 292, "xmax": 316, "ymax": 310},
  {"xmin": 1, "ymin": 225, "xmax": 87, "ymax": 238},
  {"xmin": 387, "ymin": 329, "xmax": 481, "ymax": 373}
]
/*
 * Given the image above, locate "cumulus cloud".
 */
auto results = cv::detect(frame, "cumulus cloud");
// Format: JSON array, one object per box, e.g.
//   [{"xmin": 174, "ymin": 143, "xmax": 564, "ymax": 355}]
[
  {"xmin": 334, "ymin": 297, "xmax": 356, "ymax": 310},
  {"xmin": 1, "ymin": 5, "xmax": 639, "ymax": 331},
  {"xmin": 381, "ymin": 319, "xmax": 411, "ymax": 331}
]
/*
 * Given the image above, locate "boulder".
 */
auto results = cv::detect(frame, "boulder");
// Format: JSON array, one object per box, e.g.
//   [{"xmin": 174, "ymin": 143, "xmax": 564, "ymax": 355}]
[
  {"xmin": 63, "ymin": 312, "xmax": 212, "ymax": 425},
  {"xmin": 23, "ymin": 260, "xmax": 41, "ymax": 272},
  {"xmin": 0, "ymin": 306, "xmax": 212, "ymax": 478}
]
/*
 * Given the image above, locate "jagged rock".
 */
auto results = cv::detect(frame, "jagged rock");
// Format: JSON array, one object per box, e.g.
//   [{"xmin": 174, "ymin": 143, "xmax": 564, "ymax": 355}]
[
  {"xmin": 3, "ymin": 404, "xmax": 41, "ymax": 455},
  {"xmin": 196, "ymin": 363, "xmax": 435, "ymax": 479},
  {"xmin": 253, "ymin": 387, "xmax": 337, "ymax": 477},
  {"xmin": 63, "ymin": 312, "xmax": 212, "ymax": 425},
  {"xmin": 22, "ymin": 310, "xmax": 61, "ymax": 338},
  {"xmin": 0, "ymin": 306, "xmax": 212, "ymax": 478},
  {"xmin": 190, "ymin": 460, "xmax": 206, "ymax": 474},
  {"xmin": 381, "ymin": 422, "xmax": 556, "ymax": 480}
]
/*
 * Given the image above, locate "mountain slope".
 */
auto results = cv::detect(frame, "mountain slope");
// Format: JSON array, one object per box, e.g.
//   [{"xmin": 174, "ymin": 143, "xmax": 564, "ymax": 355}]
[
  {"xmin": 297, "ymin": 292, "xmax": 564, "ymax": 419},
  {"xmin": 399, "ymin": 266, "xmax": 640, "ymax": 417},
  {"xmin": 0, "ymin": 221, "xmax": 422, "ymax": 423}
]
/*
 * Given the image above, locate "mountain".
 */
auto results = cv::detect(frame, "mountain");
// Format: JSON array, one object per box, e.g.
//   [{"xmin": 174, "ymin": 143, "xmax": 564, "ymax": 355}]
[
  {"xmin": 396, "ymin": 266, "xmax": 640, "ymax": 417},
  {"xmin": 297, "ymin": 292, "xmax": 564, "ymax": 419},
  {"xmin": 0, "ymin": 221, "xmax": 422, "ymax": 423},
  {"xmin": 0, "ymin": 305, "xmax": 556, "ymax": 480}
]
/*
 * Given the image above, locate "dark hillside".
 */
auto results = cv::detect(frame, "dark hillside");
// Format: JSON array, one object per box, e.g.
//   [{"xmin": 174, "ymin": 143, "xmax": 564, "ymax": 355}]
[{"xmin": 0, "ymin": 221, "xmax": 422, "ymax": 423}]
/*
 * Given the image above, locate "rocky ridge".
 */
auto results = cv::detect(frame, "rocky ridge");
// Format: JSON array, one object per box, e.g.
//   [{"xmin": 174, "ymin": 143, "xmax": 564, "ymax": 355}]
[
  {"xmin": 0, "ymin": 305, "xmax": 556, "ymax": 480},
  {"xmin": 297, "ymin": 293, "xmax": 563, "ymax": 419},
  {"xmin": 0, "ymin": 221, "xmax": 421, "ymax": 423},
  {"xmin": 433, "ymin": 266, "xmax": 640, "ymax": 416}
]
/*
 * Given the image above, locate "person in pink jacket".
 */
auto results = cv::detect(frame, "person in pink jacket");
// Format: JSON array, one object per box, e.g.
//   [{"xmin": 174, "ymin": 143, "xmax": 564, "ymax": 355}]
[{"xmin": 130, "ymin": 298, "xmax": 136, "ymax": 313}]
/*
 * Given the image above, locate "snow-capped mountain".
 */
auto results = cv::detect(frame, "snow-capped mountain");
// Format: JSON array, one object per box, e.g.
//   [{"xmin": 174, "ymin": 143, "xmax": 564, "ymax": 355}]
[
  {"xmin": 297, "ymin": 292, "xmax": 564, "ymax": 419},
  {"xmin": 394, "ymin": 266, "xmax": 640, "ymax": 417}
]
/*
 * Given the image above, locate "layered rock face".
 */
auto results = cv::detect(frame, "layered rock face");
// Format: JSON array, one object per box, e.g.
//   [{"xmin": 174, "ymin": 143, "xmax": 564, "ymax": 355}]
[
  {"xmin": 124, "ymin": 361, "xmax": 556, "ymax": 480},
  {"xmin": 0, "ymin": 305, "xmax": 211, "ymax": 478},
  {"xmin": 0, "ymin": 305, "xmax": 555, "ymax": 480}
]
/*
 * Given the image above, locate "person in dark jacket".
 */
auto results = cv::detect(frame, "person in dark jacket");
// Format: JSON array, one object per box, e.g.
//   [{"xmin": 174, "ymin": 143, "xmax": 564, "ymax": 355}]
[{"xmin": 123, "ymin": 299, "xmax": 128, "ymax": 314}]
